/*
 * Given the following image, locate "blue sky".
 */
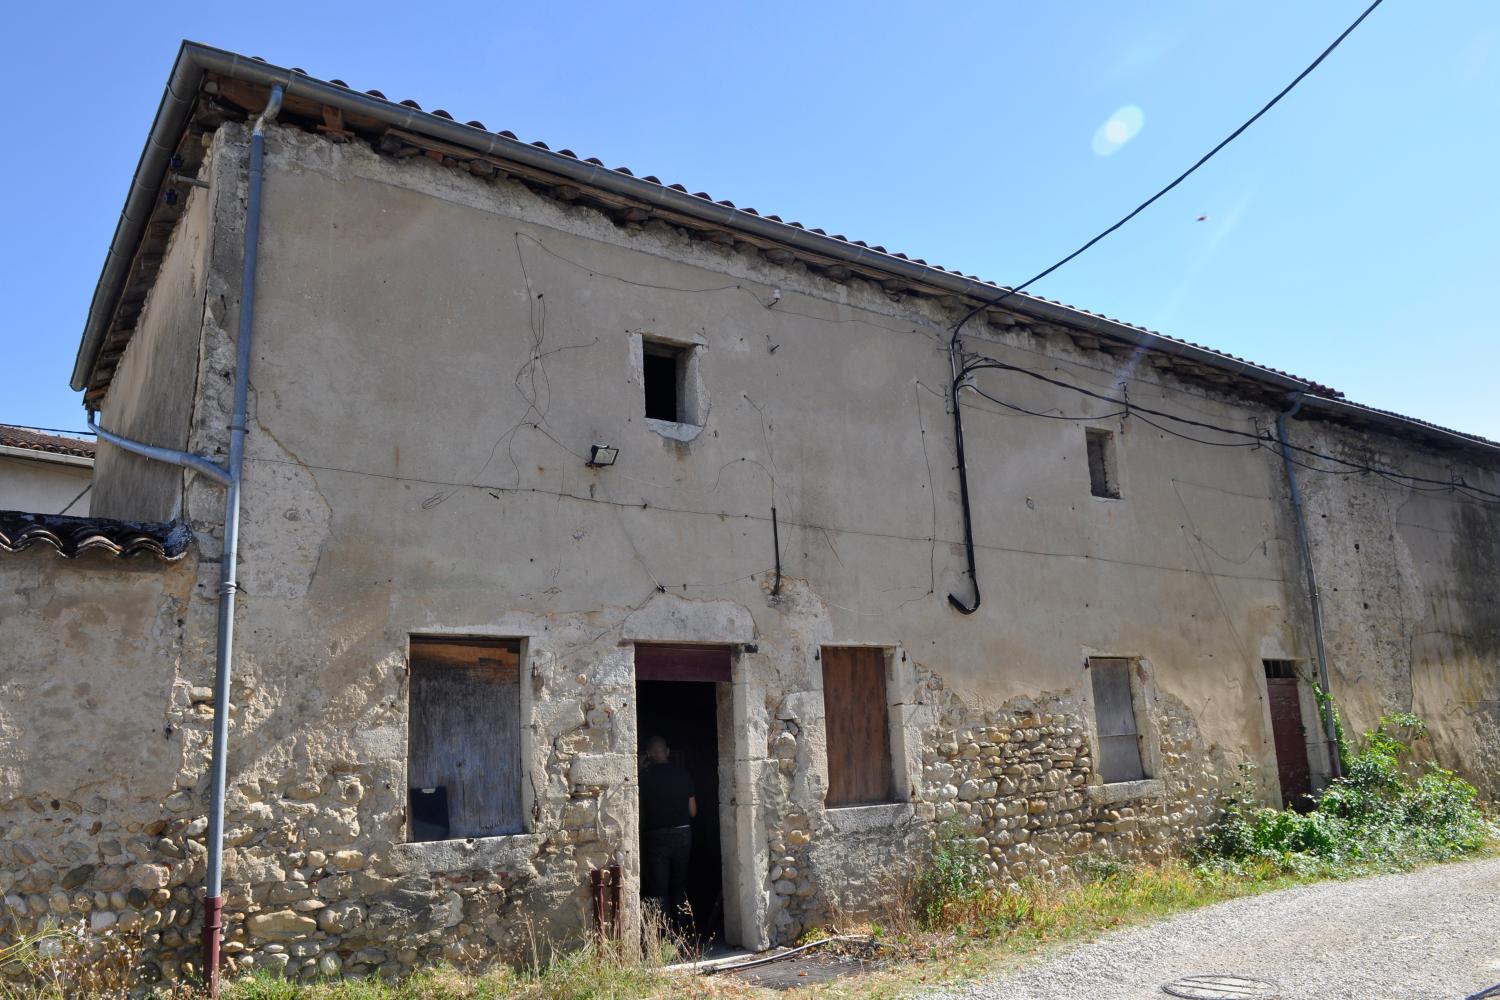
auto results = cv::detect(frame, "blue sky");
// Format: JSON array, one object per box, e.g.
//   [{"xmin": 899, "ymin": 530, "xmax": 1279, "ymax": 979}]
[{"xmin": 3, "ymin": 2, "xmax": 1497, "ymax": 439}]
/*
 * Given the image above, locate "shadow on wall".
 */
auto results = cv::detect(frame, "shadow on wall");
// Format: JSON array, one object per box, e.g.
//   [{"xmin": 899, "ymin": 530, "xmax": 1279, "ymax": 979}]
[{"xmin": 1453, "ymin": 504, "xmax": 1500, "ymax": 660}]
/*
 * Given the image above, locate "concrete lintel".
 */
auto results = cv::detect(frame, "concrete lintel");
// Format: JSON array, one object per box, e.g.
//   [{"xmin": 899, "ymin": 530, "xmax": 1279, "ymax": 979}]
[
  {"xmin": 1086, "ymin": 778, "xmax": 1165, "ymax": 805},
  {"xmin": 386, "ymin": 833, "xmax": 546, "ymax": 875},
  {"xmin": 622, "ymin": 594, "xmax": 754, "ymax": 644},
  {"xmin": 825, "ymin": 801, "xmax": 914, "ymax": 833}
]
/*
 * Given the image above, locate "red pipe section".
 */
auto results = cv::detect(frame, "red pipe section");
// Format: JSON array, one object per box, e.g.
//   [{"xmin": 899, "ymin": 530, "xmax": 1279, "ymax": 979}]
[
  {"xmin": 591, "ymin": 868, "xmax": 608, "ymax": 939},
  {"xmin": 608, "ymin": 864, "xmax": 622, "ymax": 938},
  {"xmin": 590, "ymin": 865, "xmax": 625, "ymax": 939},
  {"xmin": 202, "ymin": 896, "xmax": 224, "ymax": 985}
]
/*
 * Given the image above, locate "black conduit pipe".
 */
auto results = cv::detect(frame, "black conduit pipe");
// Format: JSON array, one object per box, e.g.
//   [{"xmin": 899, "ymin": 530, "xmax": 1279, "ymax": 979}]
[
  {"xmin": 946, "ymin": 339, "xmax": 980, "ymax": 614},
  {"xmin": 1277, "ymin": 394, "xmax": 1343, "ymax": 780},
  {"xmin": 771, "ymin": 505, "xmax": 783, "ymax": 596}
]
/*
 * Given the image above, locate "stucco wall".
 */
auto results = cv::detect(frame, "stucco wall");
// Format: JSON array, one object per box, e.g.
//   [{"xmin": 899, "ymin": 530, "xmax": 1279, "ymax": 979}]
[
  {"xmin": 24, "ymin": 117, "xmax": 1499, "ymax": 982},
  {"xmin": 1287, "ymin": 418, "xmax": 1500, "ymax": 797},
  {"xmin": 0, "ymin": 453, "xmax": 91, "ymax": 515},
  {"xmin": 90, "ymin": 139, "xmax": 218, "ymax": 522},
  {"xmin": 0, "ymin": 546, "xmax": 199, "ymax": 981},
  {"xmin": 163, "ymin": 122, "xmax": 1304, "ymax": 973}
]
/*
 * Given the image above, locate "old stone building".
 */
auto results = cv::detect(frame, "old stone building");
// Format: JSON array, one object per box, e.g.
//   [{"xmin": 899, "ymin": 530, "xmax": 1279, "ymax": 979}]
[{"xmin": 2, "ymin": 43, "xmax": 1497, "ymax": 987}]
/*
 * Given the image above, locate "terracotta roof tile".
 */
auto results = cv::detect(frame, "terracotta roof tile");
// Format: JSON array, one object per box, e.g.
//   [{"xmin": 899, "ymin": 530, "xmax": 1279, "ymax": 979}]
[
  {"xmin": 293, "ymin": 70, "xmax": 1347, "ymax": 394},
  {"xmin": 0, "ymin": 426, "xmax": 96, "ymax": 459},
  {"xmin": 0, "ymin": 511, "xmax": 190, "ymax": 561},
  {"xmin": 79, "ymin": 49, "xmax": 1497, "ymax": 453}
]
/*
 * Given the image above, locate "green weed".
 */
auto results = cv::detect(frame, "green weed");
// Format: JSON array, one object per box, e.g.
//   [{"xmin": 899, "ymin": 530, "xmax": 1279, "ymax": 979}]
[{"xmin": 1197, "ymin": 711, "xmax": 1497, "ymax": 877}]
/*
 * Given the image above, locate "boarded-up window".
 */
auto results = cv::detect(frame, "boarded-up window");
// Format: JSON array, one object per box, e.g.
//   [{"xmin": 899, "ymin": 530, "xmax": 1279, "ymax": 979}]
[
  {"xmin": 1089, "ymin": 657, "xmax": 1146, "ymax": 783},
  {"xmin": 1086, "ymin": 428, "xmax": 1120, "ymax": 499},
  {"xmin": 821, "ymin": 647, "xmax": 895, "ymax": 807},
  {"xmin": 408, "ymin": 637, "xmax": 523, "ymax": 842}
]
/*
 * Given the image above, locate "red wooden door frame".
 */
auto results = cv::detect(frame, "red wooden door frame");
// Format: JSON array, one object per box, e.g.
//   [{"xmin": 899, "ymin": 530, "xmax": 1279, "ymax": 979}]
[{"xmin": 634, "ymin": 643, "xmax": 733, "ymax": 683}]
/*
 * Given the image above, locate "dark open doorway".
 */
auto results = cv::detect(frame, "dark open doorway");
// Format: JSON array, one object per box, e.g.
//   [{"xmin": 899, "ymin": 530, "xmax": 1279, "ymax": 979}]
[{"xmin": 636, "ymin": 672, "xmax": 725, "ymax": 945}]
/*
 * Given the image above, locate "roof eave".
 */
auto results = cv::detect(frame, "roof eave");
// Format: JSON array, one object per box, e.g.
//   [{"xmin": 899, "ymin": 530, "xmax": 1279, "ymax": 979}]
[
  {"xmin": 76, "ymin": 43, "xmax": 1500, "ymax": 461},
  {"xmin": 74, "ymin": 43, "xmax": 1318, "ymax": 401},
  {"xmin": 0, "ymin": 444, "xmax": 94, "ymax": 467}
]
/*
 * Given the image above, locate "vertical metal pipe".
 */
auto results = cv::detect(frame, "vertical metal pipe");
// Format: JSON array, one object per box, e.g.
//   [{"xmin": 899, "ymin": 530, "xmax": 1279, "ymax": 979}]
[
  {"xmin": 591, "ymin": 868, "xmax": 607, "ymax": 939},
  {"xmin": 608, "ymin": 864, "xmax": 623, "ymax": 938},
  {"xmin": 203, "ymin": 84, "xmax": 283, "ymax": 997},
  {"xmin": 1277, "ymin": 395, "xmax": 1343, "ymax": 780}
]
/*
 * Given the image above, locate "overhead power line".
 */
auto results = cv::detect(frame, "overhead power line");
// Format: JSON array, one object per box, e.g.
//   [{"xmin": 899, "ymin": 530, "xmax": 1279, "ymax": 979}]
[
  {"xmin": 951, "ymin": 0, "xmax": 1387, "ymax": 340},
  {"xmin": 962, "ymin": 356, "xmax": 1500, "ymax": 505},
  {"xmin": 0, "ymin": 422, "xmax": 96, "ymax": 437}
]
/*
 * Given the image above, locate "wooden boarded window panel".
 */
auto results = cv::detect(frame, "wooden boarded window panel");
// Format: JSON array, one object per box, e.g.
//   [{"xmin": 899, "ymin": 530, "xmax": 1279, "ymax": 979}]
[
  {"xmin": 408, "ymin": 638, "xmax": 523, "ymax": 841},
  {"xmin": 1089, "ymin": 657, "xmax": 1146, "ymax": 784},
  {"xmin": 821, "ymin": 647, "xmax": 895, "ymax": 807}
]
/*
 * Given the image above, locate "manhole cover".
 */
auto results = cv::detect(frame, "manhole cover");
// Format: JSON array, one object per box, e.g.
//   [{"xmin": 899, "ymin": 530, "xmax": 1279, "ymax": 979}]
[{"xmin": 1163, "ymin": 974, "xmax": 1279, "ymax": 999}]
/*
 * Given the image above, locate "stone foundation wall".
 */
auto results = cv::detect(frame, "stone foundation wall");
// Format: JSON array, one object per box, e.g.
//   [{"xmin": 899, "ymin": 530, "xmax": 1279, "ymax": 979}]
[
  {"xmin": 0, "ymin": 546, "xmax": 202, "ymax": 985},
  {"xmin": 0, "ymin": 557, "xmax": 1236, "ymax": 984},
  {"xmin": 757, "ymin": 659, "xmax": 1232, "ymax": 943}
]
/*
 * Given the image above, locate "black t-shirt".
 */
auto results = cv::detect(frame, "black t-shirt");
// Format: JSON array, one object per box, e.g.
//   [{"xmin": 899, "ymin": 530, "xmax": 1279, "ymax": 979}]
[{"xmin": 640, "ymin": 760, "xmax": 695, "ymax": 832}]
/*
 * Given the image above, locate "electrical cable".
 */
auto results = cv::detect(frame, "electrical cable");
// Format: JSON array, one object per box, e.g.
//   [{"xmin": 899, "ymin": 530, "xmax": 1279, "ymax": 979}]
[
  {"xmin": 243, "ymin": 454, "xmax": 1291, "ymax": 583},
  {"xmin": 962, "ymin": 355, "xmax": 1500, "ymax": 503},
  {"xmin": 949, "ymin": 0, "xmax": 1387, "ymax": 342},
  {"xmin": 0, "ymin": 423, "xmax": 96, "ymax": 437},
  {"xmin": 964, "ymin": 356, "xmax": 1267, "ymax": 441},
  {"xmin": 965, "ymin": 386, "xmax": 1128, "ymax": 424}
]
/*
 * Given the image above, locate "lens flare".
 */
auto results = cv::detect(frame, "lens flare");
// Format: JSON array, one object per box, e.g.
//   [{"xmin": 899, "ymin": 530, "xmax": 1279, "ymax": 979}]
[{"xmin": 1092, "ymin": 105, "xmax": 1145, "ymax": 156}]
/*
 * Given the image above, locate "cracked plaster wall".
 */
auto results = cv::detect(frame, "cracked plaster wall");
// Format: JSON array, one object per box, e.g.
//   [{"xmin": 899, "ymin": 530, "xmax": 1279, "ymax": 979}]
[
  {"xmin": 3, "ymin": 117, "xmax": 1497, "ymax": 983},
  {"xmin": 1281, "ymin": 419, "xmax": 1500, "ymax": 801}
]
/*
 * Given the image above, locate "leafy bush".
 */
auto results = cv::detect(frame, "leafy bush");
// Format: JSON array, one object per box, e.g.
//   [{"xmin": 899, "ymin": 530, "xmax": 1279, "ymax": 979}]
[
  {"xmin": 912, "ymin": 819, "xmax": 991, "ymax": 928},
  {"xmin": 1198, "ymin": 711, "xmax": 1495, "ymax": 876}
]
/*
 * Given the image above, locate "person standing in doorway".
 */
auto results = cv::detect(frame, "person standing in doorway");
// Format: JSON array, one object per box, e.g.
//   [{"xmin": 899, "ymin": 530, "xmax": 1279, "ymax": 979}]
[{"xmin": 639, "ymin": 734, "xmax": 696, "ymax": 931}]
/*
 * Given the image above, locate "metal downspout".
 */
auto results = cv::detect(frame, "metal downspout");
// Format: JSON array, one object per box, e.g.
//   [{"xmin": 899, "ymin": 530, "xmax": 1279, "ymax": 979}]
[
  {"xmin": 202, "ymin": 83, "xmax": 282, "ymax": 997},
  {"xmin": 1277, "ymin": 394, "xmax": 1343, "ymax": 780},
  {"xmin": 86, "ymin": 416, "xmax": 231, "ymax": 486}
]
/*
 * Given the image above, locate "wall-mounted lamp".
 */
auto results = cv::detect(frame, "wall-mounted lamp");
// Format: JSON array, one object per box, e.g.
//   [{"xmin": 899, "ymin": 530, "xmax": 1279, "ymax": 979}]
[{"xmin": 586, "ymin": 445, "xmax": 619, "ymax": 468}]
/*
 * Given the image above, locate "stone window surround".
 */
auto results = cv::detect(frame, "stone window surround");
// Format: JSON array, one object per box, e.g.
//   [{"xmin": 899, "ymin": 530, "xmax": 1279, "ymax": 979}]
[
  {"xmin": 1085, "ymin": 421, "xmax": 1127, "ymax": 503},
  {"xmin": 400, "ymin": 632, "xmax": 537, "ymax": 851},
  {"xmin": 389, "ymin": 831, "xmax": 546, "ymax": 874},
  {"xmin": 1079, "ymin": 651, "xmax": 1163, "ymax": 798},
  {"xmin": 629, "ymin": 329, "xmax": 708, "ymax": 442}
]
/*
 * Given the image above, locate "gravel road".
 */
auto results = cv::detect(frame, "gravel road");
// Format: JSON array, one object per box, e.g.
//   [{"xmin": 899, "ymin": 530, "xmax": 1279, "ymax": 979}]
[{"xmin": 924, "ymin": 858, "xmax": 1500, "ymax": 1000}]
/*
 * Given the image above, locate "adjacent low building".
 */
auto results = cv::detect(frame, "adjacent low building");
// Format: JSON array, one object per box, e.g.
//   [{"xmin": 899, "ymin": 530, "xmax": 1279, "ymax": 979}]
[
  {"xmin": 0, "ymin": 425, "xmax": 93, "ymax": 515},
  {"xmin": 1, "ymin": 43, "xmax": 1496, "ymax": 988}
]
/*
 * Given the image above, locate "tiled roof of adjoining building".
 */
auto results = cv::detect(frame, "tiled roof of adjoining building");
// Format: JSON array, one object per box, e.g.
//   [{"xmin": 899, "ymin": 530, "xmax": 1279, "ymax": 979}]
[
  {"xmin": 0, "ymin": 511, "xmax": 190, "ymax": 561},
  {"xmin": 0, "ymin": 425, "xmax": 96, "ymax": 460},
  {"xmin": 71, "ymin": 43, "xmax": 1500, "ymax": 459},
  {"xmin": 0, "ymin": 512, "xmax": 192, "ymax": 560}
]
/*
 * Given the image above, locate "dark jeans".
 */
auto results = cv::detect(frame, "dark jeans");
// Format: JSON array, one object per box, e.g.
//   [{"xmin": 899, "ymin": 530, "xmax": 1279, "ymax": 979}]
[{"xmin": 641, "ymin": 825, "xmax": 692, "ymax": 929}]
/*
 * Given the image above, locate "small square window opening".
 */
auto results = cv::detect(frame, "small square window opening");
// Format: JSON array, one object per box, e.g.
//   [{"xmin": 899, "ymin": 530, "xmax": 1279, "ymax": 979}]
[
  {"xmin": 642, "ymin": 341, "xmax": 688, "ymax": 422},
  {"xmin": 1086, "ymin": 428, "xmax": 1121, "ymax": 499}
]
